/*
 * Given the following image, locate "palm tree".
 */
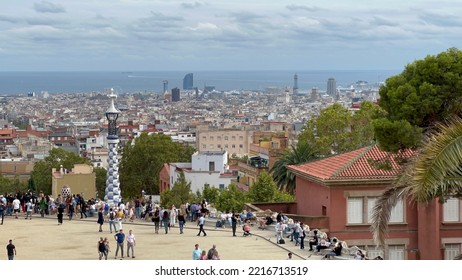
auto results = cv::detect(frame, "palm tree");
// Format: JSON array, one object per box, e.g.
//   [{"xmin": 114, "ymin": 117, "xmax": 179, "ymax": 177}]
[
  {"xmin": 371, "ymin": 117, "xmax": 462, "ymax": 257},
  {"xmin": 270, "ymin": 141, "xmax": 318, "ymax": 194}
]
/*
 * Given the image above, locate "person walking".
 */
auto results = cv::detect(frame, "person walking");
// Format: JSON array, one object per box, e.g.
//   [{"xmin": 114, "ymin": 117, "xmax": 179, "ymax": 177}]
[
  {"xmin": 97, "ymin": 208, "xmax": 104, "ymax": 232},
  {"xmin": 126, "ymin": 229, "xmax": 136, "ymax": 258},
  {"xmin": 57, "ymin": 203, "xmax": 64, "ymax": 225},
  {"xmin": 97, "ymin": 237, "xmax": 107, "ymax": 260},
  {"xmin": 12, "ymin": 197, "xmax": 20, "ymax": 219},
  {"xmin": 161, "ymin": 210, "xmax": 170, "ymax": 234},
  {"xmin": 25, "ymin": 200, "xmax": 33, "ymax": 220},
  {"xmin": 114, "ymin": 229, "xmax": 125, "ymax": 259},
  {"xmin": 231, "ymin": 213, "xmax": 238, "ymax": 237},
  {"xmin": 108, "ymin": 208, "xmax": 117, "ymax": 233},
  {"xmin": 196, "ymin": 213, "xmax": 207, "ymax": 236},
  {"xmin": 6, "ymin": 239, "xmax": 16, "ymax": 260},
  {"xmin": 152, "ymin": 207, "xmax": 160, "ymax": 234},
  {"xmin": 0, "ymin": 197, "xmax": 5, "ymax": 225},
  {"xmin": 178, "ymin": 210, "xmax": 185, "ymax": 234}
]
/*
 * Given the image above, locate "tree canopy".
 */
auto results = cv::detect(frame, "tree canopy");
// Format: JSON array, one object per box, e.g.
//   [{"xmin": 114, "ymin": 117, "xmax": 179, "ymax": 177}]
[
  {"xmin": 298, "ymin": 101, "xmax": 382, "ymax": 156},
  {"xmin": 160, "ymin": 172, "xmax": 194, "ymax": 208},
  {"xmin": 248, "ymin": 171, "xmax": 294, "ymax": 203},
  {"xmin": 375, "ymin": 48, "xmax": 462, "ymax": 152},
  {"xmin": 119, "ymin": 132, "xmax": 195, "ymax": 198}
]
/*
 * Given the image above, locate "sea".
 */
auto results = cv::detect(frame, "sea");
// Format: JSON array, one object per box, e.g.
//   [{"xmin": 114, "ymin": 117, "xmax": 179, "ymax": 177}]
[{"xmin": 0, "ymin": 70, "xmax": 400, "ymax": 95}]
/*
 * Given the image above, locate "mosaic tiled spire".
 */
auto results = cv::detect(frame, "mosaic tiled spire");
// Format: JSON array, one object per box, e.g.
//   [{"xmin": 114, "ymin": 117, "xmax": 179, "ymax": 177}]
[{"xmin": 104, "ymin": 88, "xmax": 121, "ymax": 206}]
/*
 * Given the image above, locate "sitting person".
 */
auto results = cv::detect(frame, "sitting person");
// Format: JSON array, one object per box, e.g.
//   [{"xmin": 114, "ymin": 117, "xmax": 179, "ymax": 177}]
[
  {"xmin": 308, "ymin": 230, "xmax": 319, "ymax": 251},
  {"xmin": 243, "ymin": 222, "xmax": 251, "ymax": 236},
  {"xmin": 246, "ymin": 211, "xmax": 256, "ymax": 221},
  {"xmin": 323, "ymin": 242, "xmax": 343, "ymax": 259},
  {"xmin": 316, "ymin": 238, "xmax": 331, "ymax": 253},
  {"xmin": 265, "ymin": 215, "xmax": 274, "ymax": 226}
]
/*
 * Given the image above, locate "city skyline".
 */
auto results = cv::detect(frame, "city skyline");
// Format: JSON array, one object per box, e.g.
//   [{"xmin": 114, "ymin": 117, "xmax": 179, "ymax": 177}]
[{"xmin": 1, "ymin": 1, "xmax": 461, "ymax": 71}]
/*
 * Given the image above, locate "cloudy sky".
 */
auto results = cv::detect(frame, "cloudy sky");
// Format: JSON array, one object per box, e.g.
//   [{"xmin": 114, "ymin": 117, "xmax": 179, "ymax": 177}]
[{"xmin": 1, "ymin": 0, "xmax": 461, "ymax": 71}]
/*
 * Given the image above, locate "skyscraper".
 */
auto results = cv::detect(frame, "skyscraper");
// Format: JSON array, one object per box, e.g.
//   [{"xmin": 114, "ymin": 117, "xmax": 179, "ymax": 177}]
[
  {"xmin": 171, "ymin": 87, "xmax": 180, "ymax": 102},
  {"xmin": 327, "ymin": 78, "xmax": 337, "ymax": 96},
  {"xmin": 183, "ymin": 73, "xmax": 193, "ymax": 90},
  {"xmin": 293, "ymin": 73, "xmax": 298, "ymax": 95}
]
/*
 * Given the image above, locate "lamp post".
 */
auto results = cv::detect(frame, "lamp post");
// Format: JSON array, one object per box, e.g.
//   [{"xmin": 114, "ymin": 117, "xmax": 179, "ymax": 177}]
[{"xmin": 104, "ymin": 88, "xmax": 121, "ymax": 207}]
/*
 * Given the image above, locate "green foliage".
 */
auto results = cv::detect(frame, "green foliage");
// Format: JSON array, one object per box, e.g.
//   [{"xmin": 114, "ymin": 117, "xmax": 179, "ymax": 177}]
[
  {"xmin": 215, "ymin": 184, "xmax": 247, "ymax": 212},
  {"xmin": 94, "ymin": 167, "xmax": 107, "ymax": 200},
  {"xmin": 119, "ymin": 132, "xmax": 195, "ymax": 197},
  {"xmin": 298, "ymin": 102, "xmax": 378, "ymax": 156},
  {"xmin": 30, "ymin": 148, "xmax": 90, "ymax": 194},
  {"xmin": 271, "ymin": 141, "xmax": 318, "ymax": 194},
  {"xmin": 202, "ymin": 184, "xmax": 220, "ymax": 204},
  {"xmin": 0, "ymin": 175, "xmax": 28, "ymax": 194},
  {"xmin": 373, "ymin": 118, "xmax": 423, "ymax": 153},
  {"xmin": 248, "ymin": 171, "xmax": 277, "ymax": 202},
  {"xmin": 160, "ymin": 172, "xmax": 194, "ymax": 208},
  {"xmin": 376, "ymin": 48, "xmax": 462, "ymax": 151}
]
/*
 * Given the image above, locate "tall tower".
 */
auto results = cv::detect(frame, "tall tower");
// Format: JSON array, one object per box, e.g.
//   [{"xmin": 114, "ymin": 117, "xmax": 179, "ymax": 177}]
[
  {"xmin": 293, "ymin": 73, "xmax": 298, "ymax": 95},
  {"xmin": 104, "ymin": 88, "xmax": 122, "ymax": 206},
  {"xmin": 327, "ymin": 78, "xmax": 337, "ymax": 97},
  {"xmin": 162, "ymin": 80, "xmax": 168, "ymax": 94},
  {"xmin": 183, "ymin": 73, "xmax": 193, "ymax": 90}
]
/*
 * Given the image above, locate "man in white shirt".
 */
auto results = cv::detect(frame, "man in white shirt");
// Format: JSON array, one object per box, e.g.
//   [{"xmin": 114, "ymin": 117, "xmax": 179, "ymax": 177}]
[
  {"xmin": 197, "ymin": 214, "xmax": 207, "ymax": 236},
  {"xmin": 12, "ymin": 198, "xmax": 20, "ymax": 219},
  {"xmin": 126, "ymin": 229, "xmax": 136, "ymax": 258}
]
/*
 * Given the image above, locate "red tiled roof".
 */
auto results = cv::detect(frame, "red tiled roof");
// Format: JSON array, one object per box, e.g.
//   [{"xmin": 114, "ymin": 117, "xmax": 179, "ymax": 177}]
[{"xmin": 288, "ymin": 145, "xmax": 415, "ymax": 181}]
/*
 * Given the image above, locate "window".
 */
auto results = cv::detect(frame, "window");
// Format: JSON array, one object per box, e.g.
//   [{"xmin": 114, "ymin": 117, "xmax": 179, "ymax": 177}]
[
  {"xmin": 239, "ymin": 136, "xmax": 243, "ymax": 141},
  {"xmin": 367, "ymin": 197, "xmax": 377, "ymax": 223},
  {"xmin": 209, "ymin": 161, "xmax": 215, "ymax": 172},
  {"xmin": 347, "ymin": 197, "xmax": 363, "ymax": 224},
  {"xmin": 232, "ymin": 144, "xmax": 236, "ymax": 148},
  {"xmin": 224, "ymin": 136, "xmax": 228, "ymax": 140},
  {"xmin": 217, "ymin": 144, "xmax": 221, "ymax": 149},
  {"xmin": 202, "ymin": 144, "xmax": 206, "ymax": 149},
  {"xmin": 219, "ymin": 184, "xmax": 225, "ymax": 189},
  {"xmin": 388, "ymin": 245, "xmax": 405, "ymax": 260},
  {"xmin": 239, "ymin": 144, "xmax": 243, "ymax": 149},
  {"xmin": 390, "ymin": 199, "xmax": 404, "ymax": 223},
  {"xmin": 232, "ymin": 136, "xmax": 236, "ymax": 140},
  {"xmin": 209, "ymin": 144, "xmax": 214, "ymax": 149},
  {"xmin": 225, "ymin": 144, "xmax": 228, "ymax": 148},
  {"xmin": 444, "ymin": 198, "xmax": 460, "ymax": 222},
  {"xmin": 202, "ymin": 136, "xmax": 206, "ymax": 140},
  {"xmin": 367, "ymin": 246, "xmax": 384, "ymax": 260},
  {"xmin": 444, "ymin": 244, "xmax": 461, "ymax": 260},
  {"xmin": 210, "ymin": 136, "xmax": 214, "ymax": 141}
]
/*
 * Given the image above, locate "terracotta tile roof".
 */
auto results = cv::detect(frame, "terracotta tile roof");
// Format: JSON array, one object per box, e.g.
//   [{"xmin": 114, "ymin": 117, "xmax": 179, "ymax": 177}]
[{"xmin": 288, "ymin": 145, "xmax": 415, "ymax": 181}]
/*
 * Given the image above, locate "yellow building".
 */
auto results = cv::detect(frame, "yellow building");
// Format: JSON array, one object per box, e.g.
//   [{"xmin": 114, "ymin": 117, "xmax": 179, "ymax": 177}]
[{"xmin": 51, "ymin": 164, "xmax": 96, "ymax": 199}]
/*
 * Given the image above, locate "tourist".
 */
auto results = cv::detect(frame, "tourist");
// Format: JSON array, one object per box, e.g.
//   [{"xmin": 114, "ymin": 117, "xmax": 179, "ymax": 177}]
[
  {"xmin": 108, "ymin": 208, "xmax": 117, "ymax": 233},
  {"xmin": 287, "ymin": 252, "xmax": 293, "ymax": 260},
  {"xmin": 170, "ymin": 205, "xmax": 177, "ymax": 227},
  {"xmin": 152, "ymin": 206, "xmax": 160, "ymax": 234},
  {"xmin": 6, "ymin": 239, "xmax": 16, "ymax": 260},
  {"xmin": 25, "ymin": 200, "xmax": 33, "ymax": 220},
  {"xmin": 57, "ymin": 203, "xmax": 65, "ymax": 225},
  {"xmin": 200, "ymin": 250, "xmax": 208, "ymax": 260},
  {"xmin": 68, "ymin": 202, "xmax": 75, "ymax": 221},
  {"xmin": 196, "ymin": 213, "xmax": 206, "ymax": 236},
  {"xmin": 299, "ymin": 222, "xmax": 306, "ymax": 250},
  {"xmin": 323, "ymin": 242, "xmax": 343, "ymax": 260},
  {"xmin": 207, "ymin": 244, "xmax": 218, "ymax": 260},
  {"xmin": 308, "ymin": 230, "xmax": 319, "ymax": 251},
  {"xmin": 134, "ymin": 197, "xmax": 141, "ymax": 219},
  {"xmin": 178, "ymin": 209, "xmax": 185, "ymax": 234},
  {"xmin": 231, "ymin": 213, "xmax": 238, "ymax": 237},
  {"xmin": 97, "ymin": 237, "xmax": 107, "ymax": 260},
  {"xmin": 0, "ymin": 196, "xmax": 5, "ymax": 225},
  {"xmin": 126, "ymin": 229, "xmax": 136, "ymax": 258},
  {"xmin": 192, "ymin": 243, "xmax": 201, "ymax": 260},
  {"xmin": 97, "ymin": 208, "xmax": 104, "ymax": 232},
  {"xmin": 12, "ymin": 197, "xmax": 20, "ymax": 219},
  {"xmin": 161, "ymin": 210, "xmax": 170, "ymax": 234},
  {"xmin": 114, "ymin": 229, "xmax": 125, "ymax": 259}
]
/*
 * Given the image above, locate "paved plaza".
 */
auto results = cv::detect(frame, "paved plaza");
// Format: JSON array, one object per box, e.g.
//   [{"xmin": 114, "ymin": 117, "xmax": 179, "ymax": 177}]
[{"xmin": 0, "ymin": 214, "xmax": 321, "ymax": 260}]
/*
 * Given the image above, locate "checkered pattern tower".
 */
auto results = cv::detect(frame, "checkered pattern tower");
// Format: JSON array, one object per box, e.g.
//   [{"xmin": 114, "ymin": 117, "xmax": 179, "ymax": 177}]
[{"xmin": 104, "ymin": 88, "xmax": 121, "ymax": 206}]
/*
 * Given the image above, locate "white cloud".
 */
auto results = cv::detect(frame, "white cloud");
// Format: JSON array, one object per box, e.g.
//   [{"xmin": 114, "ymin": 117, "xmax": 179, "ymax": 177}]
[{"xmin": 33, "ymin": 1, "xmax": 66, "ymax": 13}]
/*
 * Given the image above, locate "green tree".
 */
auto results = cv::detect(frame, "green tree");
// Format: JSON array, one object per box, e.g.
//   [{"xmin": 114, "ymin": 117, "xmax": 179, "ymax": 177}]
[
  {"xmin": 248, "ymin": 171, "xmax": 279, "ymax": 203},
  {"xmin": 94, "ymin": 167, "xmax": 107, "ymax": 200},
  {"xmin": 0, "ymin": 175, "xmax": 27, "ymax": 194},
  {"xmin": 30, "ymin": 148, "xmax": 90, "ymax": 194},
  {"xmin": 160, "ymin": 172, "xmax": 194, "ymax": 208},
  {"xmin": 271, "ymin": 141, "xmax": 318, "ymax": 194},
  {"xmin": 119, "ymin": 133, "xmax": 195, "ymax": 198},
  {"xmin": 375, "ymin": 48, "xmax": 462, "ymax": 152},
  {"xmin": 371, "ymin": 117, "xmax": 462, "ymax": 250},
  {"xmin": 202, "ymin": 184, "xmax": 220, "ymax": 205},
  {"xmin": 215, "ymin": 183, "xmax": 247, "ymax": 212},
  {"xmin": 298, "ymin": 102, "xmax": 379, "ymax": 156}
]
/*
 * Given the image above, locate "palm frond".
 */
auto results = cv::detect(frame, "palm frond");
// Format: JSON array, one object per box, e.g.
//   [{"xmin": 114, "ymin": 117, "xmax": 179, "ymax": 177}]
[
  {"xmin": 453, "ymin": 253, "xmax": 462, "ymax": 260},
  {"xmin": 370, "ymin": 185, "xmax": 411, "ymax": 246},
  {"xmin": 409, "ymin": 117, "xmax": 462, "ymax": 202}
]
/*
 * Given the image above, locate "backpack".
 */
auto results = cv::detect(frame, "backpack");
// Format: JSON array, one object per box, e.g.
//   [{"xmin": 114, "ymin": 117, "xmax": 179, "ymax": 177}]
[
  {"xmin": 109, "ymin": 212, "xmax": 114, "ymax": 220},
  {"xmin": 278, "ymin": 239, "xmax": 285, "ymax": 244}
]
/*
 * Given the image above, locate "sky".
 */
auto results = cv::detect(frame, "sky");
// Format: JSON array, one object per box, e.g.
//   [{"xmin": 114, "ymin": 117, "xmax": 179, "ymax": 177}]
[{"xmin": 1, "ymin": 0, "xmax": 462, "ymax": 71}]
